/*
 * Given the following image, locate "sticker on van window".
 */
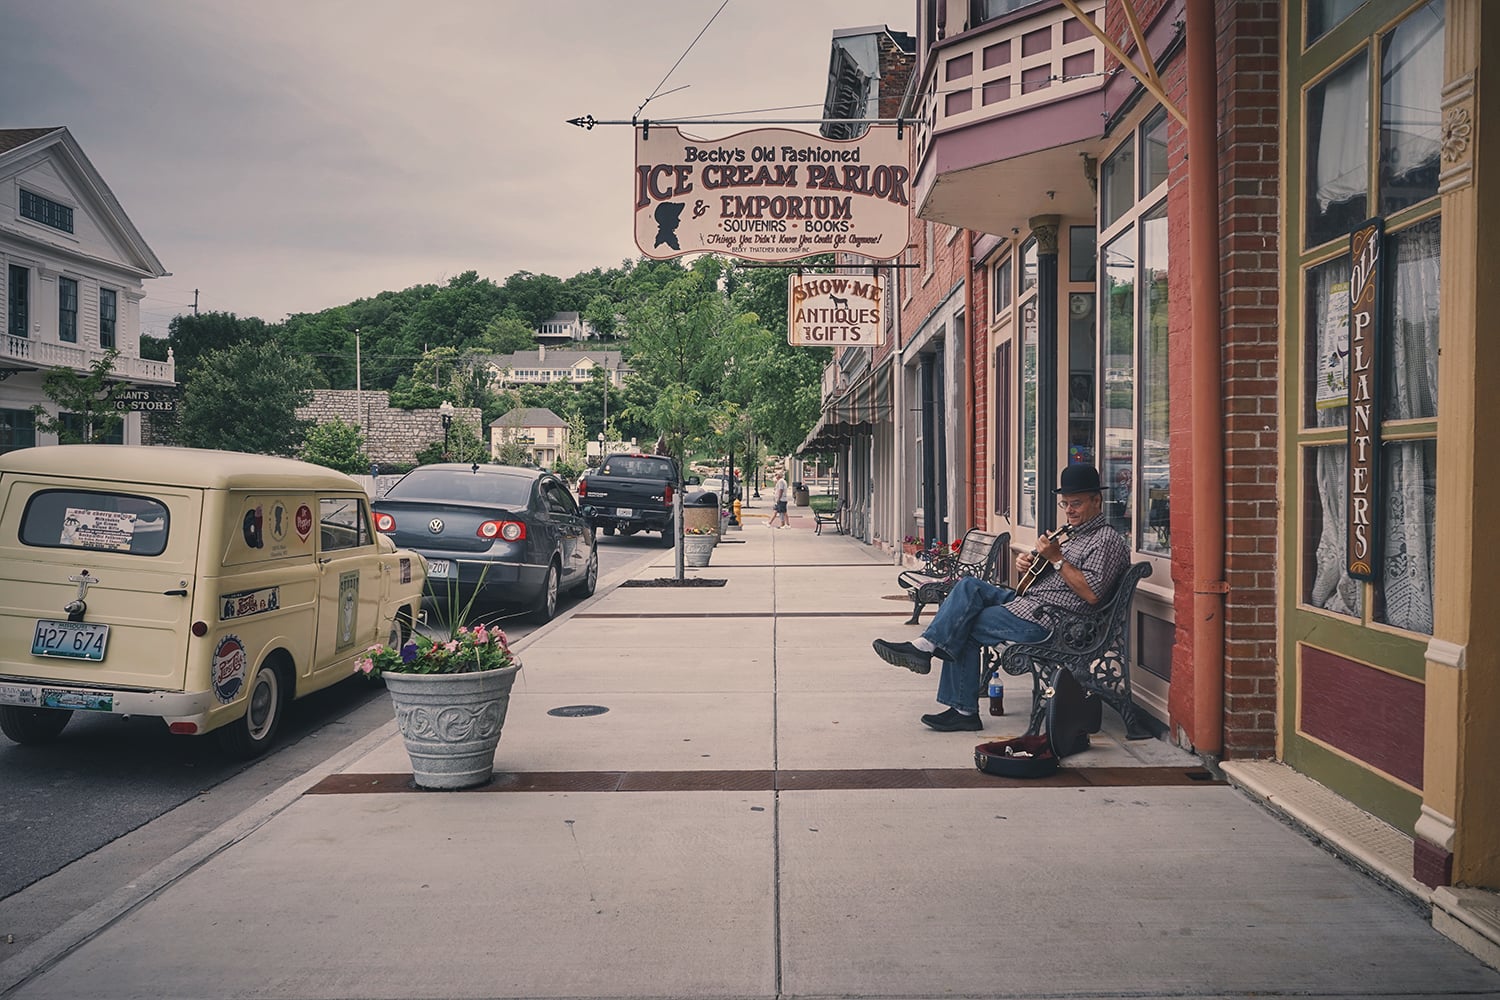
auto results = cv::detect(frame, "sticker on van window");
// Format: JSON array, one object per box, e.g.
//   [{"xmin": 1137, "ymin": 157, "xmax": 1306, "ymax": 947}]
[
  {"xmin": 220, "ymin": 586, "xmax": 280, "ymax": 621},
  {"xmin": 295, "ymin": 504, "xmax": 313, "ymax": 542},
  {"xmin": 242, "ymin": 506, "xmax": 264, "ymax": 549},
  {"xmin": 59, "ymin": 508, "xmax": 137, "ymax": 551},
  {"xmin": 269, "ymin": 503, "xmax": 288, "ymax": 544},
  {"xmin": 212, "ymin": 635, "xmax": 247, "ymax": 703},
  {"xmin": 400, "ymin": 558, "xmax": 411, "ymax": 584}
]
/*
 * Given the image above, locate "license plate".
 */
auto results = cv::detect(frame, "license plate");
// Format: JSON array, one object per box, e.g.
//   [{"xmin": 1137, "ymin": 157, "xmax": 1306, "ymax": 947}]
[
  {"xmin": 616, "ymin": 507, "xmax": 635, "ymax": 518},
  {"xmin": 32, "ymin": 620, "xmax": 110, "ymax": 661},
  {"xmin": 426, "ymin": 559, "xmax": 450, "ymax": 579}
]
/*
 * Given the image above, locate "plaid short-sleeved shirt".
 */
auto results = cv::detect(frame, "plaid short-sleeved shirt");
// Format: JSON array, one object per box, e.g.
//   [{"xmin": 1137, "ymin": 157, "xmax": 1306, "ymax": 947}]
[{"xmin": 1006, "ymin": 513, "xmax": 1130, "ymax": 623}]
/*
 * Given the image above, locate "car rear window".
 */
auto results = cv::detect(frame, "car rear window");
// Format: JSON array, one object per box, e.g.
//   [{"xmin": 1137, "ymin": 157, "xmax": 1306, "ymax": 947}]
[
  {"xmin": 385, "ymin": 469, "xmax": 534, "ymax": 507},
  {"xmin": 600, "ymin": 457, "xmax": 674, "ymax": 480},
  {"xmin": 20, "ymin": 489, "xmax": 170, "ymax": 556}
]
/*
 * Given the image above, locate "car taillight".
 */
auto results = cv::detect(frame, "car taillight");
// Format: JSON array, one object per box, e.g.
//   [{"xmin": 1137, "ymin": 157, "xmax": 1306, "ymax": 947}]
[
  {"xmin": 577, "ymin": 478, "xmax": 588, "ymax": 497},
  {"xmin": 478, "ymin": 520, "xmax": 526, "ymax": 541},
  {"xmin": 374, "ymin": 512, "xmax": 396, "ymax": 533},
  {"xmin": 664, "ymin": 484, "xmax": 674, "ymax": 505}
]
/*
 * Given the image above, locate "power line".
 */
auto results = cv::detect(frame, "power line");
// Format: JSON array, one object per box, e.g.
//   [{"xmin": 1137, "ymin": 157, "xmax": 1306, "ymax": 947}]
[{"xmin": 634, "ymin": 0, "xmax": 729, "ymax": 117}]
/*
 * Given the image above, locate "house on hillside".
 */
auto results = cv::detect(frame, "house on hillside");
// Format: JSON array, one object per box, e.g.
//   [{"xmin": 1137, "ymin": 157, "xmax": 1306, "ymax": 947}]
[
  {"xmin": 484, "ymin": 345, "xmax": 630, "ymax": 388},
  {"xmin": 534, "ymin": 311, "xmax": 593, "ymax": 344},
  {"xmin": 489, "ymin": 406, "xmax": 568, "ymax": 468},
  {"xmin": 0, "ymin": 127, "xmax": 172, "ymax": 451}
]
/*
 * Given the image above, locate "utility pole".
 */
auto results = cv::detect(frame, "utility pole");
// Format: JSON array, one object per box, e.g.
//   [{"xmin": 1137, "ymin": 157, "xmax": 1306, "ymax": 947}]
[
  {"xmin": 192, "ymin": 289, "xmax": 199, "ymax": 316},
  {"xmin": 354, "ymin": 328, "xmax": 363, "ymax": 439}
]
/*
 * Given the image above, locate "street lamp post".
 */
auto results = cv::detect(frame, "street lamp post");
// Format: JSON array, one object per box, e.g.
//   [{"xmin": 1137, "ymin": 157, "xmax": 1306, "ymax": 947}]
[
  {"xmin": 598, "ymin": 430, "xmax": 605, "ymax": 463},
  {"xmin": 439, "ymin": 400, "xmax": 454, "ymax": 461}
]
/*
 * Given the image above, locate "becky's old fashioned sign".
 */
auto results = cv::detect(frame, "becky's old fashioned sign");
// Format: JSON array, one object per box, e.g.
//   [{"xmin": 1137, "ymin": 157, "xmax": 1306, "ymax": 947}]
[
  {"xmin": 634, "ymin": 126, "xmax": 910, "ymax": 261},
  {"xmin": 787, "ymin": 274, "xmax": 885, "ymax": 347},
  {"xmin": 1347, "ymin": 219, "xmax": 1383, "ymax": 581}
]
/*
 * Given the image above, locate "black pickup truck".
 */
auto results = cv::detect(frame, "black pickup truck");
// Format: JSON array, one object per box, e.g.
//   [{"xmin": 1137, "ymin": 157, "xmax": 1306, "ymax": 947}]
[{"xmin": 578, "ymin": 453, "xmax": 692, "ymax": 544}]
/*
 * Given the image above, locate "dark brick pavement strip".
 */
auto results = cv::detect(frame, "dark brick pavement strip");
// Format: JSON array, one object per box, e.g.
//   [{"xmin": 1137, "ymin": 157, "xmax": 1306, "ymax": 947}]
[
  {"xmin": 572, "ymin": 611, "xmax": 914, "ymax": 618},
  {"xmin": 306, "ymin": 766, "xmax": 1221, "ymax": 794}
]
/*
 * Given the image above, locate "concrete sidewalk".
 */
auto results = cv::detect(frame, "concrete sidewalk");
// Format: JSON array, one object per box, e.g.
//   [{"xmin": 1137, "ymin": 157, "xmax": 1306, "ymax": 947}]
[{"xmin": 5, "ymin": 504, "xmax": 1498, "ymax": 999}]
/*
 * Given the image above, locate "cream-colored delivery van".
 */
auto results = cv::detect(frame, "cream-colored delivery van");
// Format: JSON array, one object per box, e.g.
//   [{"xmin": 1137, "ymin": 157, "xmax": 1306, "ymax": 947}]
[{"xmin": 0, "ymin": 446, "xmax": 426, "ymax": 757}]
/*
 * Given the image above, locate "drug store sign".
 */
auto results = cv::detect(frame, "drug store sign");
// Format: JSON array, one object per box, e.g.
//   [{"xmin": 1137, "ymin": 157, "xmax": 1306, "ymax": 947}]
[{"xmin": 634, "ymin": 125, "xmax": 910, "ymax": 262}]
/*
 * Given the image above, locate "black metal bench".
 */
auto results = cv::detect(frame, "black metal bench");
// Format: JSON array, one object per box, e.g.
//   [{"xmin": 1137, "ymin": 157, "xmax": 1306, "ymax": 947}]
[
  {"xmin": 980, "ymin": 562, "xmax": 1156, "ymax": 740},
  {"xmin": 813, "ymin": 499, "xmax": 846, "ymax": 535},
  {"xmin": 896, "ymin": 529, "xmax": 1009, "ymax": 625}
]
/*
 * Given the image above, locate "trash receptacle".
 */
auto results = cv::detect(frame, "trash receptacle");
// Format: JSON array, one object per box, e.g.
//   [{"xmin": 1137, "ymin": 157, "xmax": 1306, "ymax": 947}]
[
  {"xmin": 792, "ymin": 482, "xmax": 810, "ymax": 507},
  {"xmin": 684, "ymin": 490, "xmax": 721, "ymax": 536}
]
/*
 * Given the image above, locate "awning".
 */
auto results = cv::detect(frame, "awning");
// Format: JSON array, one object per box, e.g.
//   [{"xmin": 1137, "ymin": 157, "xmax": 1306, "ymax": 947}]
[{"xmin": 797, "ymin": 362, "xmax": 892, "ymax": 454}]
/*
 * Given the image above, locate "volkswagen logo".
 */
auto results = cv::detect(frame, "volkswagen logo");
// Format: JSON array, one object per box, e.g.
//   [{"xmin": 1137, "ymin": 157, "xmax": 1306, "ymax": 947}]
[{"xmin": 428, "ymin": 518, "xmax": 444, "ymax": 534}]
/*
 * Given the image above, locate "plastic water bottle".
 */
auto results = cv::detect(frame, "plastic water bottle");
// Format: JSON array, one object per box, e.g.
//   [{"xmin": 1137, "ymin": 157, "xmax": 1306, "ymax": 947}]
[{"xmin": 988, "ymin": 675, "xmax": 1005, "ymax": 716}]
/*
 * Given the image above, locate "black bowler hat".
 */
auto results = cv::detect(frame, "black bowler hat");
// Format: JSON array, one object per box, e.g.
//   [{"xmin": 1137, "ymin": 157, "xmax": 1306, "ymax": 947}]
[{"xmin": 1056, "ymin": 464, "xmax": 1103, "ymax": 494}]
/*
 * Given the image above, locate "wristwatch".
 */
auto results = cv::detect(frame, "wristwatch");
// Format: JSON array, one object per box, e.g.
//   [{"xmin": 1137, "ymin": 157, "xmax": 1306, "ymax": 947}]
[{"xmin": 1051, "ymin": 558, "xmax": 1065, "ymax": 570}]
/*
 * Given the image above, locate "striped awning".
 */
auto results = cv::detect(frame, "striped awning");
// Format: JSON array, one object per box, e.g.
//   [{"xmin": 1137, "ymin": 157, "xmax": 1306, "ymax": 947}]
[{"xmin": 797, "ymin": 363, "xmax": 892, "ymax": 454}]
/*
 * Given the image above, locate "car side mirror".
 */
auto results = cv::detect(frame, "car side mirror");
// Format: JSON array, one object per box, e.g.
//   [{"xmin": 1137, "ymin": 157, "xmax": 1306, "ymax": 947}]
[
  {"xmin": 685, "ymin": 475, "xmax": 701, "ymax": 486},
  {"xmin": 581, "ymin": 505, "xmax": 596, "ymax": 524}
]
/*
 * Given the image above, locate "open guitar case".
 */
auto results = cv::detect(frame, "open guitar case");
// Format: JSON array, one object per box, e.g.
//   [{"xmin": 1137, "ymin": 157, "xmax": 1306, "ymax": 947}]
[{"xmin": 973, "ymin": 664, "xmax": 1100, "ymax": 778}]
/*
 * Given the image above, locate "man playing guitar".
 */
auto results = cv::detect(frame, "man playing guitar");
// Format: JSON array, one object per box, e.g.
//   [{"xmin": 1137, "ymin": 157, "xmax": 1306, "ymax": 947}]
[{"xmin": 871, "ymin": 464, "xmax": 1130, "ymax": 732}]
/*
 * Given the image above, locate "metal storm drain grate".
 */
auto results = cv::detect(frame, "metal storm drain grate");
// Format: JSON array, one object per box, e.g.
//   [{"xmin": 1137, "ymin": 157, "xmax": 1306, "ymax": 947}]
[{"xmin": 547, "ymin": 705, "xmax": 610, "ymax": 717}]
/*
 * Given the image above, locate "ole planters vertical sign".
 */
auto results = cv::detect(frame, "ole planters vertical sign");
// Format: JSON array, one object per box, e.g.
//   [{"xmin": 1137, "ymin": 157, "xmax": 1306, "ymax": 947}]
[
  {"xmin": 1346, "ymin": 220, "xmax": 1383, "ymax": 581},
  {"xmin": 634, "ymin": 126, "xmax": 911, "ymax": 262}
]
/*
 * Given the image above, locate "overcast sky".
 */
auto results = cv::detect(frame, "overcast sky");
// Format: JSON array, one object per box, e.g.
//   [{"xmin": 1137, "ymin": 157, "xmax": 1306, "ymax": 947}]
[{"xmin": 2, "ymin": 0, "xmax": 914, "ymax": 335}]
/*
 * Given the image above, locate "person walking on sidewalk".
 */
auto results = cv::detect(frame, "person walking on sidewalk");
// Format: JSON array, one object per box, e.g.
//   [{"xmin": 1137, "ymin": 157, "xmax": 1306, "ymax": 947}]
[
  {"xmin": 771, "ymin": 472, "xmax": 790, "ymax": 528},
  {"xmin": 871, "ymin": 464, "xmax": 1129, "ymax": 732}
]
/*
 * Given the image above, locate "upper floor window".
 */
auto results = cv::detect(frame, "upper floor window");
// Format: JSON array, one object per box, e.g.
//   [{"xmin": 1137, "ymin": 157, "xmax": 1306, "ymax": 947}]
[
  {"xmin": 59, "ymin": 277, "xmax": 78, "ymax": 343},
  {"xmin": 971, "ymin": 0, "xmax": 1045, "ymax": 25},
  {"xmin": 7, "ymin": 265, "xmax": 28, "ymax": 339},
  {"xmin": 99, "ymin": 288, "xmax": 117, "ymax": 350},
  {"xmin": 19, "ymin": 189, "xmax": 74, "ymax": 234},
  {"xmin": 992, "ymin": 254, "xmax": 1013, "ymax": 319}
]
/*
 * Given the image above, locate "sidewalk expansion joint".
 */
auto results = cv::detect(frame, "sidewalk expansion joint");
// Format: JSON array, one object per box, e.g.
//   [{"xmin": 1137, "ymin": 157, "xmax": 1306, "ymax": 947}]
[
  {"xmin": 306, "ymin": 766, "xmax": 1223, "ymax": 795},
  {"xmin": 573, "ymin": 611, "xmax": 915, "ymax": 618}
]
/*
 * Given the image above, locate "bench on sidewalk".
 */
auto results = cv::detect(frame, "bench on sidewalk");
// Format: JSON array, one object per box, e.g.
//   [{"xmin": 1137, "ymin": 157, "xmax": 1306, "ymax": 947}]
[
  {"xmin": 980, "ymin": 562, "xmax": 1156, "ymax": 740},
  {"xmin": 896, "ymin": 529, "xmax": 1009, "ymax": 625},
  {"xmin": 813, "ymin": 499, "xmax": 846, "ymax": 535}
]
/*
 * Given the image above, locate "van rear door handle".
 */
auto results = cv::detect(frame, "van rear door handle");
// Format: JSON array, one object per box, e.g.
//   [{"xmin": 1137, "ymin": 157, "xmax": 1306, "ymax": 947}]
[{"xmin": 163, "ymin": 588, "xmax": 188, "ymax": 596}]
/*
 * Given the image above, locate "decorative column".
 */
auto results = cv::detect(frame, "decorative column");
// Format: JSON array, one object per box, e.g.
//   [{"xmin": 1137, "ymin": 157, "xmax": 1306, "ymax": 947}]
[{"xmin": 1030, "ymin": 214, "xmax": 1061, "ymax": 532}]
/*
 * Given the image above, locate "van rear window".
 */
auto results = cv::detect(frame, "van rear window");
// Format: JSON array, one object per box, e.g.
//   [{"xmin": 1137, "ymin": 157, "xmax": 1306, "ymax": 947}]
[{"xmin": 20, "ymin": 489, "xmax": 170, "ymax": 556}]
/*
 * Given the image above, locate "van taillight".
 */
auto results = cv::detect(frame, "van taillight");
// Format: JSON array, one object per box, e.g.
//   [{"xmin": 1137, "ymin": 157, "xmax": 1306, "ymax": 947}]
[{"xmin": 374, "ymin": 512, "xmax": 396, "ymax": 533}]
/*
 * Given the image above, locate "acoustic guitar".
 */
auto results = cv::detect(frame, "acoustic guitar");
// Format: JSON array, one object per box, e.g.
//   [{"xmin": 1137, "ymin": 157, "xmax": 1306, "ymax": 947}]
[{"xmin": 1014, "ymin": 524, "xmax": 1075, "ymax": 597}]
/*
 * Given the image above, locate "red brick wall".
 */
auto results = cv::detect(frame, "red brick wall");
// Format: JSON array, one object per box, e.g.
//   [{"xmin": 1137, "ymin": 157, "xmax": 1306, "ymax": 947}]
[
  {"xmin": 1213, "ymin": 0, "xmax": 1281, "ymax": 759},
  {"xmin": 971, "ymin": 241, "xmax": 990, "ymax": 527}
]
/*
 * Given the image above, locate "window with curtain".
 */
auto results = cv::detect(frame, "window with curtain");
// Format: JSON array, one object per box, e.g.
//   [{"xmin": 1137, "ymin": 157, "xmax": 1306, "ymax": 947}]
[
  {"xmin": 1296, "ymin": 2, "xmax": 1442, "ymax": 637},
  {"xmin": 8, "ymin": 264, "xmax": 28, "ymax": 339}
]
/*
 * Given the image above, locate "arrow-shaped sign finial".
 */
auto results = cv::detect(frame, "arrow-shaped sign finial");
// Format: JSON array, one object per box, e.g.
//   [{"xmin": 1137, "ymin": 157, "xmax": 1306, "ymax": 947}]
[{"xmin": 566, "ymin": 115, "xmax": 598, "ymax": 131}]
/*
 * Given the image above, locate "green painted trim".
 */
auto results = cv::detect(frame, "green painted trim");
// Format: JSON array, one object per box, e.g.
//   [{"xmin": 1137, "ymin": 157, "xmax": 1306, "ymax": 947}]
[{"xmin": 1279, "ymin": 0, "xmax": 1438, "ymax": 829}]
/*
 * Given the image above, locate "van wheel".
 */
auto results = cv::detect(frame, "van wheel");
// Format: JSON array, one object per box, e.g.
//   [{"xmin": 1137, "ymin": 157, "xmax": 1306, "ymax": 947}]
[
  {"xmin": 0, "ymin": 706, "xmax": 72, "ymax": 745},
  {"xmin": 531, "ymin": 561, "xmax": 560, "ymax": 623},
  {"xmin": 215, "ymin": 662, "xmax": 286, "ymax": 759}
]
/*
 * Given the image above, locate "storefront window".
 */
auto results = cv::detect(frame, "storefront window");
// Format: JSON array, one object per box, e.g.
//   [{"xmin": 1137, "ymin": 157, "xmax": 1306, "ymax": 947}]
[
  {"xmin": 1374, "ymin": 439, "xmax": 1435, "ymax": 633},
  {"xmin": 1303, "ymin": 444, "xmax": 1363, "ymax": 618},
  {"xmin": 1304, "ymin": 255, "xmax": 1352, "ymax": 427},
  {"xmin": 1138, "ymin": 205, "xmax": 1170, "ymax": 556},
  {"xmin": 1101, "ymin": 228, "xmax": 1134, "ymax": 537},
  {"xmin": 1067, "ymin": 293, "xmax": 1096, "ymax": 468},
  {"xmin": 1100, "ymin": 138, "xmax": 1135, "ymax": 230},
  {"xmin": 1019, "ymin": 297, "xmax": 1039, "ymax": 528},
  {"xmin": 1141, "ymin": 108, "xmax": 1169, "ymax": 193},
  {"xmin": 1305, "ymin": 52, "xmax": 1370, "ymax": 249},
  {"xmin": 1379, "ymin": 1, "xmax": 1444, "ymax": 216},
  {"xmin": 1307, "ymin": 0, "xmax": 1366, "ymax": 44},
  {"xmin": 1382, "ymin": 218, "xmax": 1440, "ymax": 422}
]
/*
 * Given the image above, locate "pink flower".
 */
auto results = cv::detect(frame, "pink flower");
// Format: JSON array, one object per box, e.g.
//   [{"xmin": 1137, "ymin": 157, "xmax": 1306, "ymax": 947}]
[
  {"xmin": 473, "ymin": 626, "xmax": 490, "ymax": 644},
  {"xmin": 444, "ymin": 640, "xmax": 460, "ymax": 653},
  {"xmin": 458, "ymin": 626, "xmax": 469, "ymax": 634},
  {"xmin": 367, "ymin": 643, "xmax": 385, "ymax": 653},
  {"xmin": 355, "ymin": 658, "xmax": 374, "ymax": 675}
]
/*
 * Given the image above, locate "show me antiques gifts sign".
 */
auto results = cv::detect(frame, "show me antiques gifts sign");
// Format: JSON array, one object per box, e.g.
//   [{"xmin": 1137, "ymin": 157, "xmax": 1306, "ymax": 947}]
[
  {"xmin": 634, "ymin": 125, "xmax": 910, "ymax": 261},
  {"xmin": 786, "ymin": 273, "xmax": 885, "ymax": 347}
]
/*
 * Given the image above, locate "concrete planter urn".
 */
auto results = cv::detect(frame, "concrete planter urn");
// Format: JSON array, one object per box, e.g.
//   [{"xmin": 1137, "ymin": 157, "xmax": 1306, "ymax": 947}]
[
  {"xmin": 383, "ymin": 664, "xmax": 521, "ymax": 789},
  {"xmin": 683, "ymin": 533, "xmax": 716, "ymax": 567}
]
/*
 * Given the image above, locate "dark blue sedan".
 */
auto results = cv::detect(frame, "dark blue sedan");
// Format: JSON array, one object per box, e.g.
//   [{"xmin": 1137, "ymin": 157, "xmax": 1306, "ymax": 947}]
[{"xmin": 373, "ymin": 464, "xmax": 597, "ymax": 622}]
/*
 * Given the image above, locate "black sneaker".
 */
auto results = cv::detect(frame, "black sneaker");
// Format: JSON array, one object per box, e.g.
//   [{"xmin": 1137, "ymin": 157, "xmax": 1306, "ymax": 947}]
[
  {"xmin": 872, "ymin": 639, "xmax": 932, "ymax": 674},
  {"xmin": 920, "ymin": 708, "xmax": 983, "ymax": 732}
]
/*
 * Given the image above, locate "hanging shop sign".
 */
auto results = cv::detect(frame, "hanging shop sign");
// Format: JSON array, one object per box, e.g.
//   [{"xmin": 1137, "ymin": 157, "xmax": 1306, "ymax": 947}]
[
  {"xmin": 1346, "ymin": 219, "xmax": 1382, "ymax": 582},
  {"xmin": 786, "ymin": 273, "xmax": 885, "ymax": 347},
  {"xmin": 634, "ymin": 125, "xmax": 910, "ymax": 262},
  {"xmin": 112, "ymin": 387, "xmax": 179, "ymax": 413}
]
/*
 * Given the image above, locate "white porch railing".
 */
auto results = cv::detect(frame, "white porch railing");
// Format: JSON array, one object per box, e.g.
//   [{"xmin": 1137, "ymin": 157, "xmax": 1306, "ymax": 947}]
[{"xmin": 1, "ymin": 334, "xmax": 175, "ymax": 384}]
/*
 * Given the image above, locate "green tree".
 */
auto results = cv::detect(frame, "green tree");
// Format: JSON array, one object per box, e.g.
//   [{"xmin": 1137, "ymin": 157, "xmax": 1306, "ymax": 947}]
[
  {"xmin": 177, "ymin": 340, "xmax": 316, "ymax": 456},
  {"xmin": 300, "ymin": 418, "xmax": 369, "ymax": 474},
  {"xmin": 415, "ymin": 417, "xmax": 488, "ymax": 465},
  {"xmin": 477, "ymin": 315, "xmax": 536, "ymax": 354},
  {"xmin": 31, "ymin": 350, "xmax": 130, "ymax": 444}
]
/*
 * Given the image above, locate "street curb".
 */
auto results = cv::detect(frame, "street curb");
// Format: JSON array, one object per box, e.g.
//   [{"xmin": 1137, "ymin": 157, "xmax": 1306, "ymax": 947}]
[{"xmin": 0, "ymin": 716, "xmax": 399, "ymax": 996}]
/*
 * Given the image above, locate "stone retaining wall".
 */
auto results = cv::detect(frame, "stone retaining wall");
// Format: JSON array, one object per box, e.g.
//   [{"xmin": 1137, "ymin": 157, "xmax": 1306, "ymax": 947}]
[{"xmin": 296, "ymin": 390, "xmax": 482, "ymax": 466}]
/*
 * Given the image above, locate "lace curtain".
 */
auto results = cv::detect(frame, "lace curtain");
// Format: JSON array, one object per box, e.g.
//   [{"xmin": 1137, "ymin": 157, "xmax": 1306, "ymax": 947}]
[{"xmin": 1309, "ymin": 258, "xmax": 1361, "ymax": 617}]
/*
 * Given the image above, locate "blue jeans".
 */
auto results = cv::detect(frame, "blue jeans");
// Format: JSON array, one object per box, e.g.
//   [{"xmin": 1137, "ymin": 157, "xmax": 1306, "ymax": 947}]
[{"xmin": 921, "ymin": 577, "xmax": 1051, "ymax": 713}]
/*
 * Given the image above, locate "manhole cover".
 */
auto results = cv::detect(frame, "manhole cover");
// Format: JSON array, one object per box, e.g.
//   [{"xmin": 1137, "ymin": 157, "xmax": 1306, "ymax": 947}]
[{"xmin": 547, "ymin": 705, "xmax": 610, "ymax": 717}]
